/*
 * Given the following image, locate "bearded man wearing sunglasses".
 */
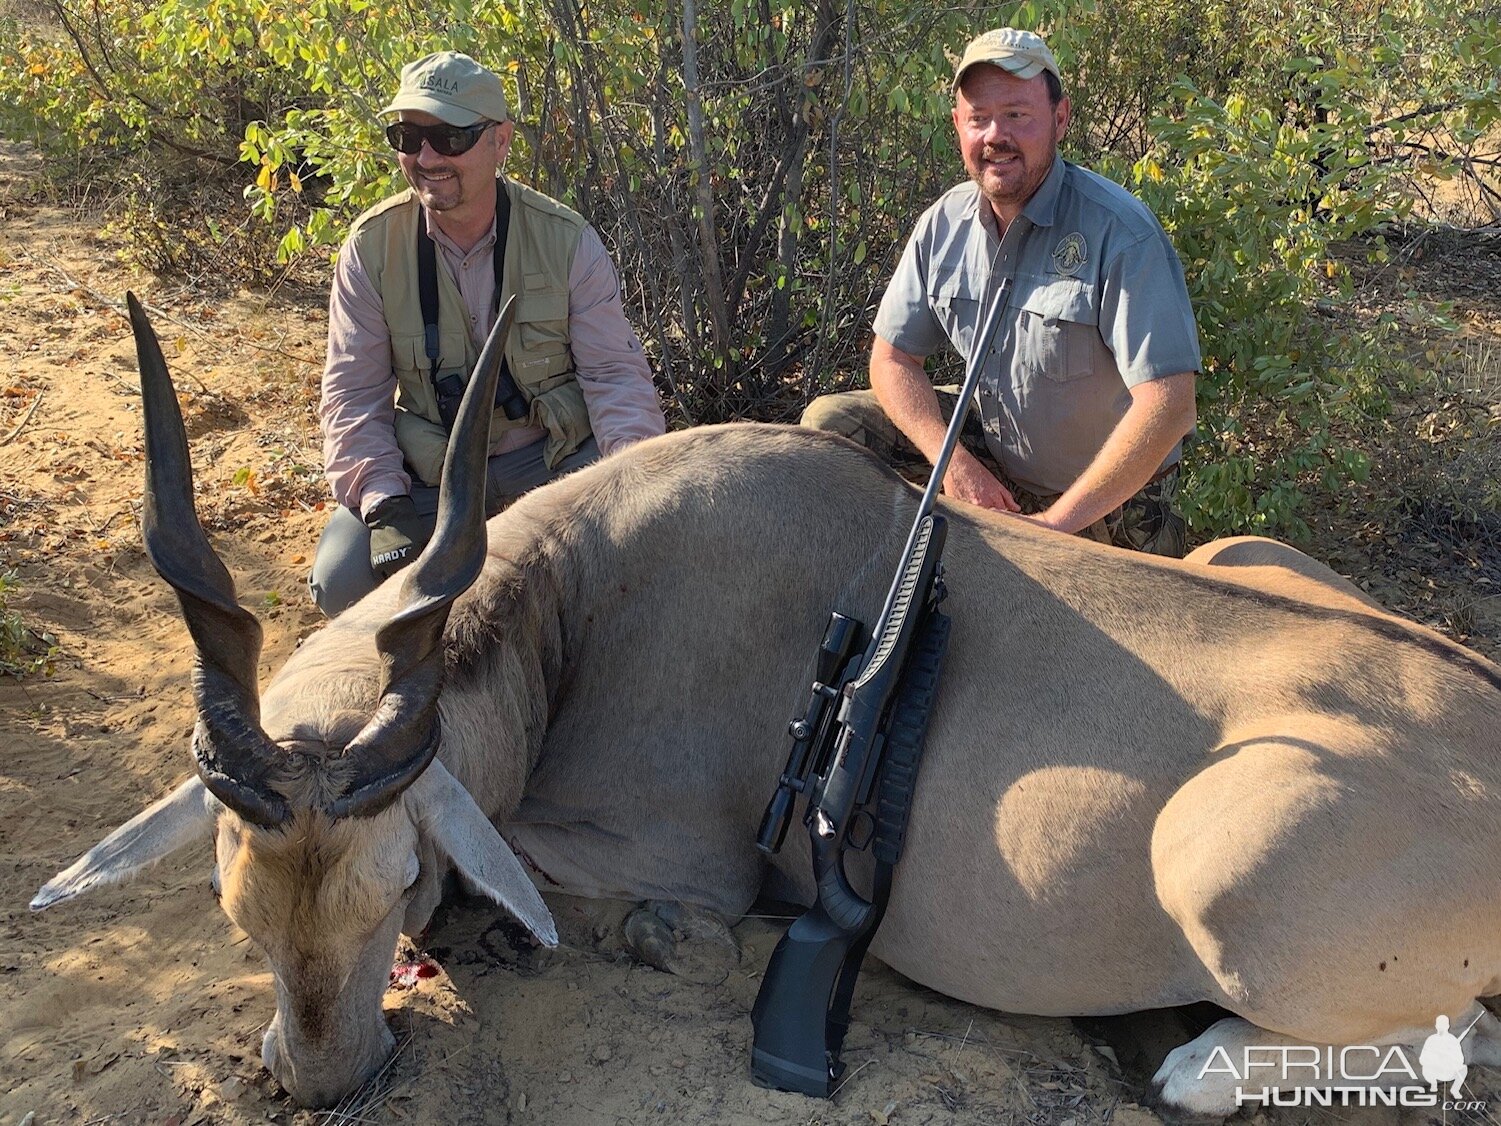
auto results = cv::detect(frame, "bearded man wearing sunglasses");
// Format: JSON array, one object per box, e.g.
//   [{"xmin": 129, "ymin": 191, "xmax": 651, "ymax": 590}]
[{"xmin": 309, "ymin": 51, "xmax": 666, "ymax": 615}]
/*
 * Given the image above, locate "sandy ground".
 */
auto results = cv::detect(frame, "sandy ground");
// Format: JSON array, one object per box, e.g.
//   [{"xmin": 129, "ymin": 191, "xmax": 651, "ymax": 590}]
[{"xmin": 1, "ymin": 139, "xmax": 1498, "ymax": 1126}]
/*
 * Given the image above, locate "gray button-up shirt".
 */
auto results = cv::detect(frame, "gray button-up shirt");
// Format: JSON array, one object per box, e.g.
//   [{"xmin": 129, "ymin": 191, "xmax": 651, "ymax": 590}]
[{"xmin": 873, "ymin": 155, "xmax": 1200, "ymax": 496}]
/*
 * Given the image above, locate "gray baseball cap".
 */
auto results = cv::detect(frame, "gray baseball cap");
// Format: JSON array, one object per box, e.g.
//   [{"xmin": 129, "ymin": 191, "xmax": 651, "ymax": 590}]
[
  {"xmin": 381, "ymin": 51, "xmax": 510, "ymax": 126},
  {"xmin": 953, "ymin": 28, "xmax": 1061, "ymax": 90}
]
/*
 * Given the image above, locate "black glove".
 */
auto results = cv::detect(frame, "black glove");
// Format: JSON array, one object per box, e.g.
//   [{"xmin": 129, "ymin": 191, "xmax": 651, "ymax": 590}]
[{"xmin": 365, "ymin": 495, "xmax": 434, "ymax": 581}]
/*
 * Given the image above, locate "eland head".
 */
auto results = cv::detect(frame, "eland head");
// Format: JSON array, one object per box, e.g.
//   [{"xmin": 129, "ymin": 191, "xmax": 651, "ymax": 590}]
[{"xmin": 32, "ymin": 294, "xmax": 557, "ymax": 1106}]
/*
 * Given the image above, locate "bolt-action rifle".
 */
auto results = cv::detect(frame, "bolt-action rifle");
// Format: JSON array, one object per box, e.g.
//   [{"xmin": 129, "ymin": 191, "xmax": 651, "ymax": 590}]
[{"xmin": 750, "ymin": 278, "xmax": 1013, "ymax": 1097}]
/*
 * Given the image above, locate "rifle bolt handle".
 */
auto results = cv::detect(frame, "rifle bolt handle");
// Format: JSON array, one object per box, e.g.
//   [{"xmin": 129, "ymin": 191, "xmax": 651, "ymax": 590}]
[{"xmin": 814, "ymin": 810, "xmax": 836, "ymax": 839}]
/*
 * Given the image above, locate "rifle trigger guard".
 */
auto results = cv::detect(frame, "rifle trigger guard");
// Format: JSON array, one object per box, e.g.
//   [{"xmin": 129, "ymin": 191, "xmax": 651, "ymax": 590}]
[{"xmin": 846, "ymin": 809, "xmax": 875, "ymax": 851}]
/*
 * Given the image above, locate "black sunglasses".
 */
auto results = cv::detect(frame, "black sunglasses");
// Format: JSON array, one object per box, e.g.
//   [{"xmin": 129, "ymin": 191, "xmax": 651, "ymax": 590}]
[{"xmin": 385, "ymin": 120, "xmax": 495, "ymax": 157}]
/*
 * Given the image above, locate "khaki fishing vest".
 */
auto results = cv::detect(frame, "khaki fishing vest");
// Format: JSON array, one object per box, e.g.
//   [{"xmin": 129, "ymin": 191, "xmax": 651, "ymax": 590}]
[{"xmin": 349, "ymin": 178, "xmax": 592, "ymax": 486}]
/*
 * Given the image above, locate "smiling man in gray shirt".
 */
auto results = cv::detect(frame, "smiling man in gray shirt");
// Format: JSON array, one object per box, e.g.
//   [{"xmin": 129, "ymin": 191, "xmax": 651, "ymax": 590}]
[{"xmin": 803, "ymin": 28, "xmax": 1200, "ymax": 556}]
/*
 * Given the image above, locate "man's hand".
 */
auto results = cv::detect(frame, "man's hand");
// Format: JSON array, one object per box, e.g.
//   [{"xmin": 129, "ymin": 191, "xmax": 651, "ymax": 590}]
[
  {"xmin": 1026, "ymin": 371, "xmax": 1196, "ymax": 534},
  {"xmin": 941, "ymin": 448, "xmax": 1021, "ymax": 513},
  {"xmin": 869, "ymin": 338, "xmax": 1020, "ymax": 514},
  {"xmin": 365, "ymin": 495, "xmax": 434, "ymax": 580}
]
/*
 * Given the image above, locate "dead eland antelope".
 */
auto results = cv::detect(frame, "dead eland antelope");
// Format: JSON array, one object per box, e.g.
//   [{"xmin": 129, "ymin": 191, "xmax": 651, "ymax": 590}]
[{"xmin": 32, "ymin": 295, "xmax": 1501, "ymax": 1114}]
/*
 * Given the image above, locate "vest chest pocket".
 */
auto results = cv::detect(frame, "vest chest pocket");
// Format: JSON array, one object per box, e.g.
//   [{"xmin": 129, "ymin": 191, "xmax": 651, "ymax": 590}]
[
  {"xmin": 516, "ymin": 290, "xmax": 570, "ymax": 351},
  {"xmin": 512, "ymin": 289, "xmax": 573, "ymax": 394},
  {"xmin": 390, "ymin": 329, "xmax": 474, "ymax": 419},
  {"xmin": 1015, "ymin": 279, "xmax": 1101, "ymax": 383}
]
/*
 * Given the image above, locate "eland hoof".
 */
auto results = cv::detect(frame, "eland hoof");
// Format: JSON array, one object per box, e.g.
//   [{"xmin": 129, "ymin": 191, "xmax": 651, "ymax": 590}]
[{"xmin": 623, "ymin": 901, "xmax": 740, "ymax": 985}]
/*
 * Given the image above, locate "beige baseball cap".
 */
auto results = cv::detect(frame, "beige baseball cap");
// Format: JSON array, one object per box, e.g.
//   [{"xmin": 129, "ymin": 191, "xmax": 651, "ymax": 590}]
[
  {"xmin": 953, "ymin": 28, "xmax": 1060, "ymax": 90},
  {"xmin": 381, "ymin": 51, "xmax": 510, "ymax": 125}
]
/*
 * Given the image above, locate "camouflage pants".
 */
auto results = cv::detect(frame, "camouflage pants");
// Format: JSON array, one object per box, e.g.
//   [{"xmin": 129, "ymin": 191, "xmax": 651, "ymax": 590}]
[{"xmin": 800, "ymin": 388, "xmax": 1187, "ymax": 559}]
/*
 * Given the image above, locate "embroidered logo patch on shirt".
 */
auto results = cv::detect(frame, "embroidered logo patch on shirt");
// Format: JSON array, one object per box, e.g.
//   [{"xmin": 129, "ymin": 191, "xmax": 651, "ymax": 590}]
[{"xmin": 1051, "ymin": 233, "xmax": 1088, "ymax": 277}]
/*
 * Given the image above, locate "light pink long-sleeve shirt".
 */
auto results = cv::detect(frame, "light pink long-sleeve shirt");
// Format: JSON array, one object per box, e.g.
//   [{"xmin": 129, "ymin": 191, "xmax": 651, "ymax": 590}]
[{"xmin": 320, "ymin": 196, "xmax": 666, "ymax": 516}]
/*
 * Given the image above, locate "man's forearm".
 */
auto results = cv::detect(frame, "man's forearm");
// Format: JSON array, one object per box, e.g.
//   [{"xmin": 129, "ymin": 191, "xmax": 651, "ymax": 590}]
[
  {"xmin": 869, "ymin": 336, "xmax": 1019, "ymax": 512},
  {"xmin": 569, "ymin": 227, "xmax": 667, "ymax": 454},
  {"xmin": 1037, "ymin": 371, "xmax": 1196, "ymax": 533},
  {"xmin": 322, "ymin": 241, "xmax": 411, "ymax": 514},
  {"xmin": 869, "ymin": 339, "xmax": 948, "ymax": 461},
  {"xmin": 320, "ymin": 358, "xmax": 409, "ymax": 515}
]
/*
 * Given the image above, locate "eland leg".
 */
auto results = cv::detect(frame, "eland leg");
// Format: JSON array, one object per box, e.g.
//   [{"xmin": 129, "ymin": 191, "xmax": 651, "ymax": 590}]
[{"xmin": 1149, "ymin": 716, "xmax": 1501, "ymax": 1115}]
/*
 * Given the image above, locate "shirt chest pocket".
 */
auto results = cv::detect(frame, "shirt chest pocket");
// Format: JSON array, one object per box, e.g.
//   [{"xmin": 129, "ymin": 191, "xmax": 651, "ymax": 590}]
[
  {"xmin": 927, "ymin": 271, "xmax": 983, "ymax": 358},
  {"xmin": 1015, "ymin": 279, "xmax": 1101, "ymax": 383}
]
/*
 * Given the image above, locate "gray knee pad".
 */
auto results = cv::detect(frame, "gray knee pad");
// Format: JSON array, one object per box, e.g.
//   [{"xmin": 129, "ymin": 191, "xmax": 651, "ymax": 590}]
[{"xmin": 307, "ymin": 505, "xmax": 378, "ymax": 618}]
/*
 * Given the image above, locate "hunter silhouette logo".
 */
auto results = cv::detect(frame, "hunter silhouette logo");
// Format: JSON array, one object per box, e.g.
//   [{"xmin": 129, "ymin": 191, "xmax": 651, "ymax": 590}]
[{"xmin": 1420, "ymin": 1014, "xmax": 1469, "ymax": 1098}]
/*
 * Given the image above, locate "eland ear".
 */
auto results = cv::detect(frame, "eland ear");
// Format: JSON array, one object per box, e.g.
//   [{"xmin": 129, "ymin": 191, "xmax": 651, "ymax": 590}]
[
  {"xmin": 32, "ymin": 777, "xmax": 222, "ymax": 910},
  {"xmin": 408, "ymin": 761, "xmax": 558, "ymax": 947}
]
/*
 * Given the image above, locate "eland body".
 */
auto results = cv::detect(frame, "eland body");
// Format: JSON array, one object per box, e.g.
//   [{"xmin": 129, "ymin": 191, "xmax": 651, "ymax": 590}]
[{"xmin": 33, "ymin": 300, "xmax": 1501, "ymax": 1113}]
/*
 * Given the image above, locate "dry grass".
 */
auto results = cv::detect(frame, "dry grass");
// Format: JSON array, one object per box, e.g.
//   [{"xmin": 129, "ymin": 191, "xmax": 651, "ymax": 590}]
[{"xmin": 311, "ymin": 1025, "xmax": 416, "ymax": 1126}]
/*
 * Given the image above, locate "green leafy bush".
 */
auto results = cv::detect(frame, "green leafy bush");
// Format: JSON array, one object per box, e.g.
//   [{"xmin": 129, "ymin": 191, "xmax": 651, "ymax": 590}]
[{"xmin": 1023, "ymin": 0, "xmax": 1498, "ymax": 535}]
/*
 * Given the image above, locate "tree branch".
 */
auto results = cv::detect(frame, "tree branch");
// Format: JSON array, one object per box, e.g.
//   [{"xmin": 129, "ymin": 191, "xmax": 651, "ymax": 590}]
[
  {"xmin": 1365, "ymin": 100, "xmax": 1466, "ymax": 137},
  {"xmin": 680, "ymin": 0, "xmax": 732, "ymax": 360}
]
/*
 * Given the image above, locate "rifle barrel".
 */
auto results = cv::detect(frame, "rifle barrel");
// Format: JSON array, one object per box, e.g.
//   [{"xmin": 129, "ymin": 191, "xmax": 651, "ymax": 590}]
[{"xmin": 874, "ymin": 276, "xmax": 1012, "ymax": 635}]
